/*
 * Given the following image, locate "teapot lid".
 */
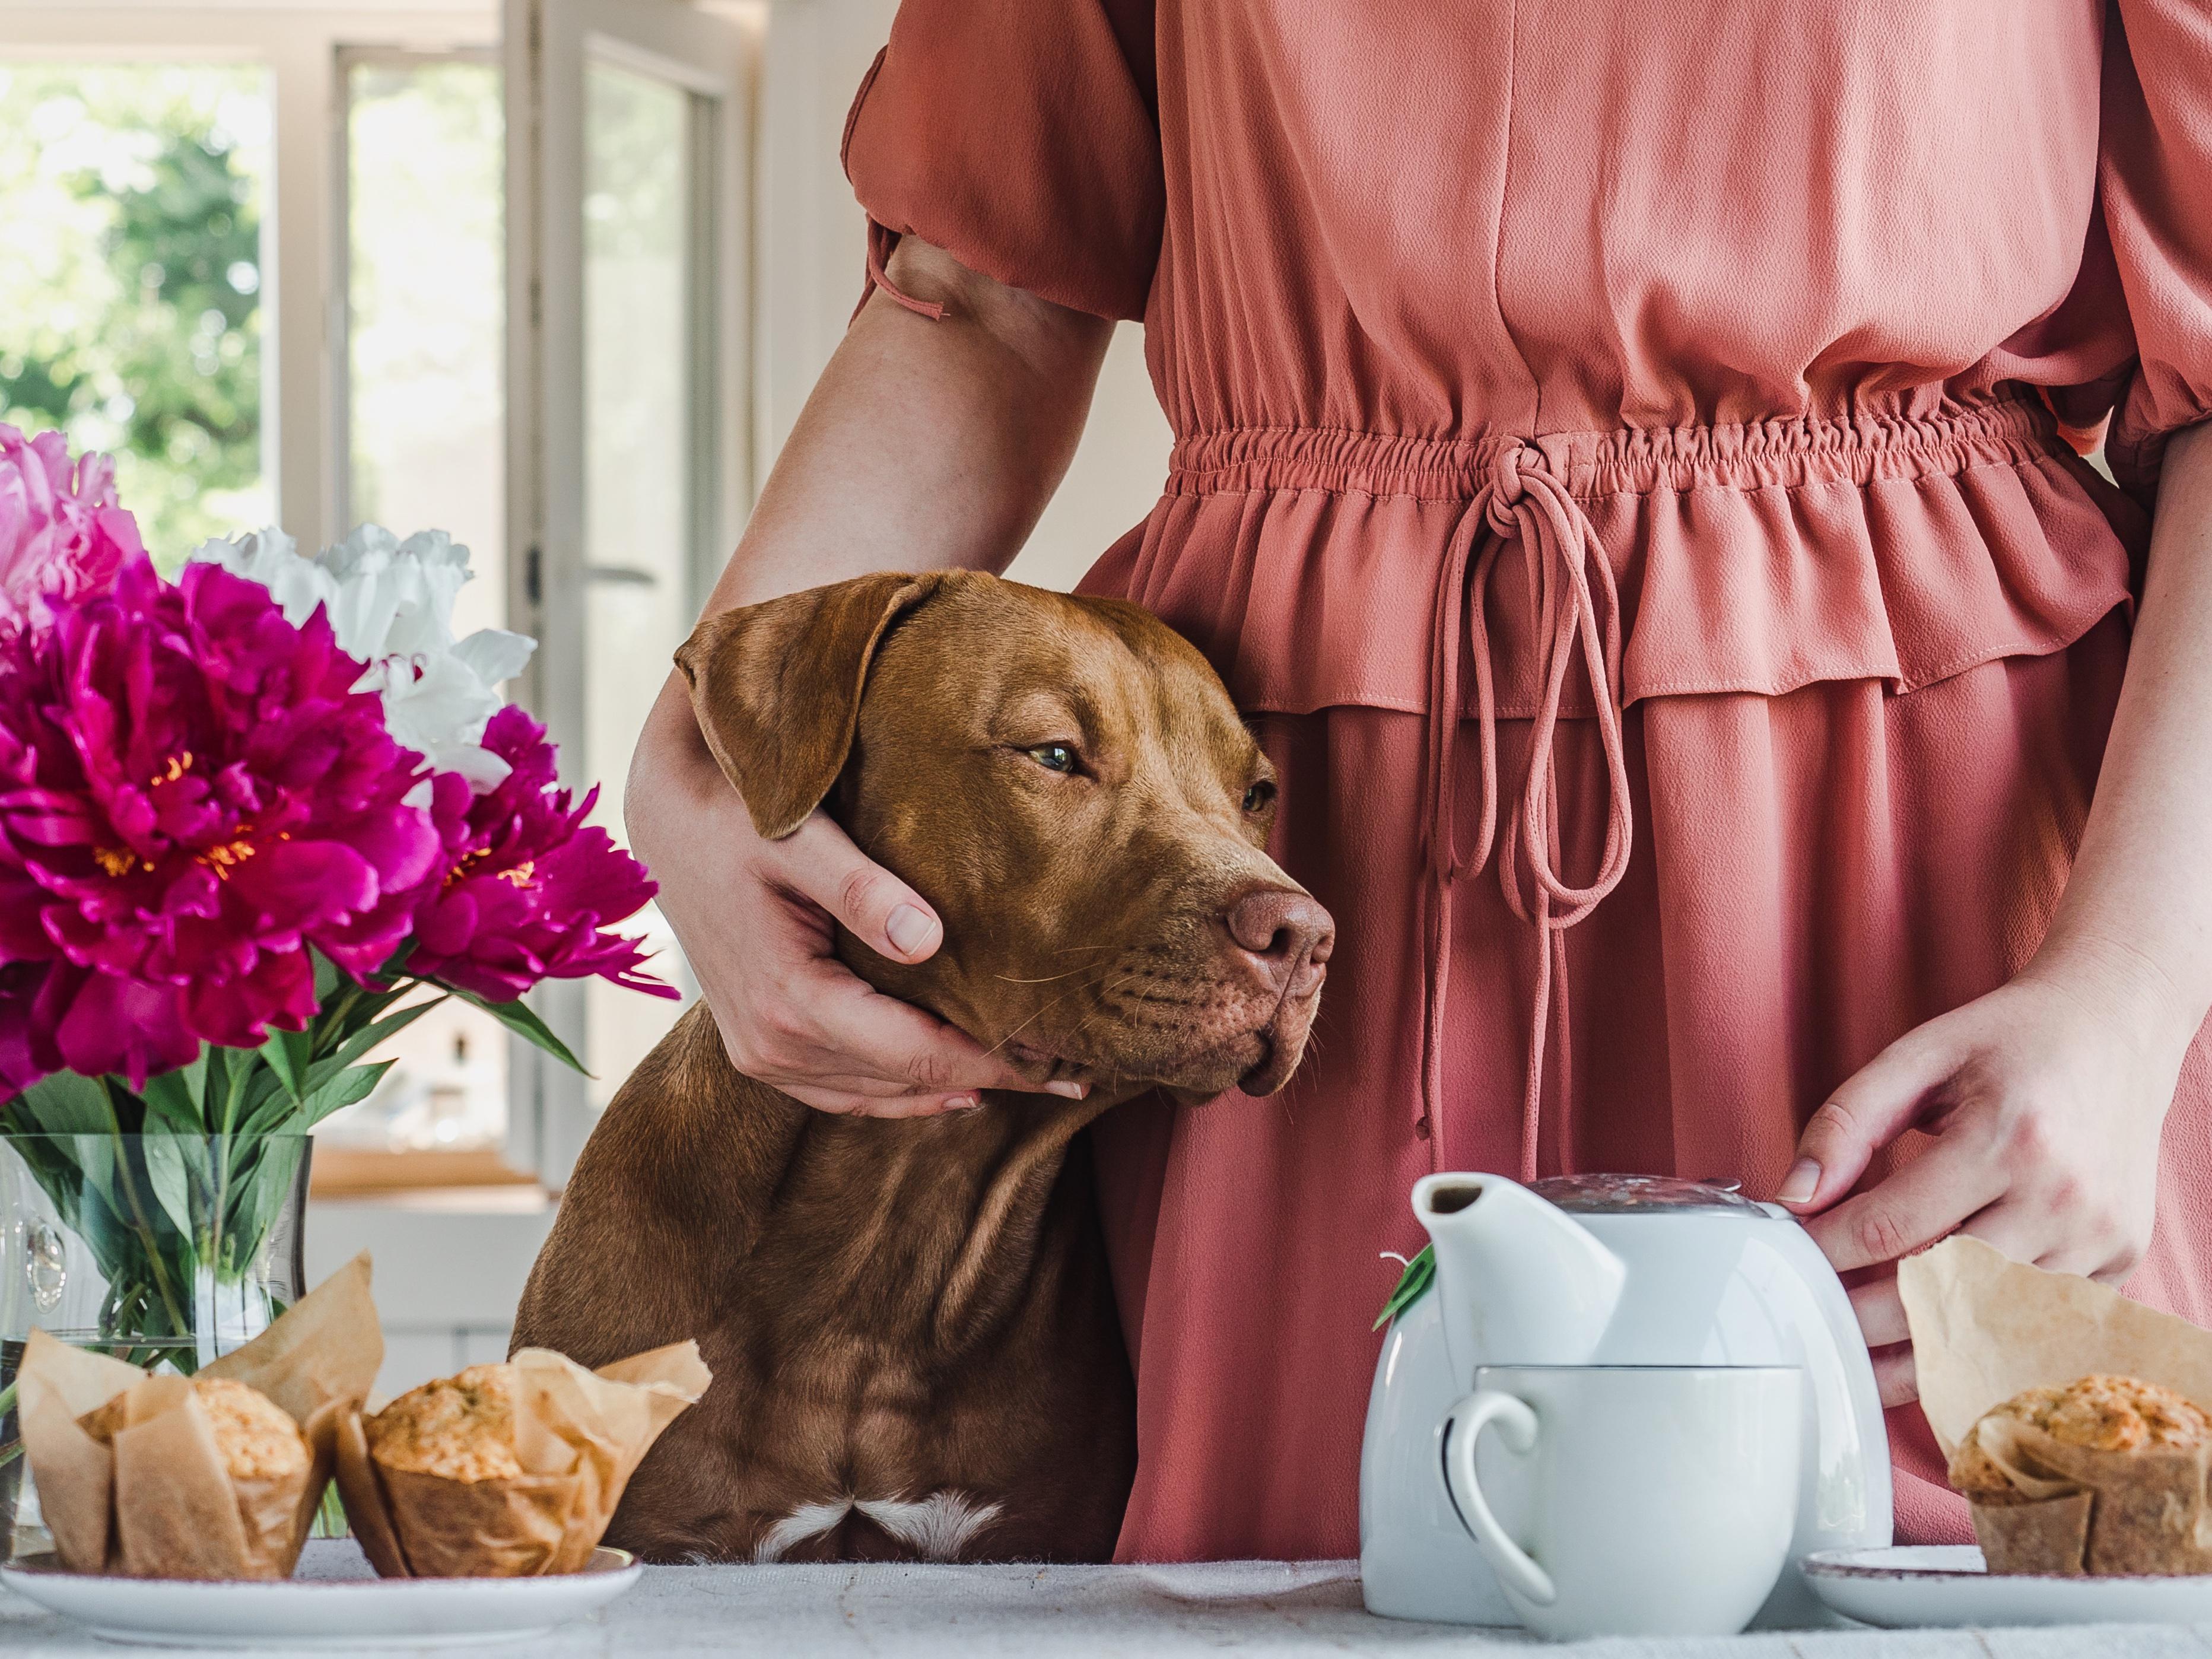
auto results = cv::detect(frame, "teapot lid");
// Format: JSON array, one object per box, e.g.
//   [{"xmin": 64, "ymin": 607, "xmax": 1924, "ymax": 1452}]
[{"xmin": 1527, "ymin": 1173, "xmax": 1769, "ymax": 1215}]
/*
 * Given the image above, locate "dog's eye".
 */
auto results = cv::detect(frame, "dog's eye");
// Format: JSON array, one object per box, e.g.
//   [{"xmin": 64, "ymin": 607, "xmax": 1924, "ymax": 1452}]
[
  {"xmin": 1243, "ymin": 779, "xmax": 1277, "ymax": 813},
  {"xmin": 1026, "ymin": 744, "xmax": 1078, "ymax": 775}
]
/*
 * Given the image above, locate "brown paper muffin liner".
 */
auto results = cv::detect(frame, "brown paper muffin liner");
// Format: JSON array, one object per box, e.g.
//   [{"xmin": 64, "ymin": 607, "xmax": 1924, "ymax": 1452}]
[
  {"xmin": 1964, "ymin": 1418, "xmax": 2212, "ymax": 1576},
  {"xmin": 16, "ymin": 1253, "xmax": 382, "ymax": 1580},
  {"xmin": 1902, "ymin": 1237, "xmax": 2212, "ymax": 1578},
  {"xmin": 334, "ymin": 1341, "xmax": 709, "ymax": 1578}
]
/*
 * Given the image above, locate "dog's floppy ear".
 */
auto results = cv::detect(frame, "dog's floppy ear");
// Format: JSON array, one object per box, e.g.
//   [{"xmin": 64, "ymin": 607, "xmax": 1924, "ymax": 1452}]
[{"xmin": 675, "ymin": 571, "xmax": 946, "ymax": 839}]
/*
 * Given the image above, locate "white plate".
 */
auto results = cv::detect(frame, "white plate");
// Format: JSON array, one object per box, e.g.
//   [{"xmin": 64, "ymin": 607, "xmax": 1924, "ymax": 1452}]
[
  {"xmin": 0, "ymin": 1538, "xmax": 641, "ymax": 1648},
  {"xmin": 1806, "ymin": 1544, "xmax": 2212, "ymax": 1628}
]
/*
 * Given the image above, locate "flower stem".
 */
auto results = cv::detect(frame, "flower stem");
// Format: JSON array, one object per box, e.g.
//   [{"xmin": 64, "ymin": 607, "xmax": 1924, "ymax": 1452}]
[{"xmin": 212, "ymin": 1062, "xmax": 247, "ymax": 1277}]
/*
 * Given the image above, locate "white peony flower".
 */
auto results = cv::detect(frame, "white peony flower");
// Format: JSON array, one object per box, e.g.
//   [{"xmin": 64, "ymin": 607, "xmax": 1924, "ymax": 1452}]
[{"xmin": 190, "ymin": 524, "xmax": 536, "ymax": 791}]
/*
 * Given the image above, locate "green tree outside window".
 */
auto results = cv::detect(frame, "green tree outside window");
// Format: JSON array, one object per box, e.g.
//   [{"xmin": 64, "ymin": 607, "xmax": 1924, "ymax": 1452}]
[{"xmin": 0, "ymin": 65, "xmax": 271, "ymax": 558}]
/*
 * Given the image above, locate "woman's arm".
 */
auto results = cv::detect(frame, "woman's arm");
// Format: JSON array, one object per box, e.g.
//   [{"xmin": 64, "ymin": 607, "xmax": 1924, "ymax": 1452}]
[
  {"xmin": 628, "ymin": 237, "xmax": 1113, "ymax": 1116},
  {"xmin": 1781, "ymin": 421, "xmax": 2212, "ymax": 1403}
]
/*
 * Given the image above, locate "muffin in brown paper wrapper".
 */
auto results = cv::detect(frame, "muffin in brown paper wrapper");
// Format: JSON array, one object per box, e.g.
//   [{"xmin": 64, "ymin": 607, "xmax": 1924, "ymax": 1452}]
[
  {"xmin": 15, "ymin": 1252, "xmax": 383, "ymax": 1579},
  {"xmin": 333, "ymin": 1341, "xmax": 710, "ymax": 1578},
  {"xmin": 1900, "ymin": 1236, "xmax": 2212, "ymax": 1575}
]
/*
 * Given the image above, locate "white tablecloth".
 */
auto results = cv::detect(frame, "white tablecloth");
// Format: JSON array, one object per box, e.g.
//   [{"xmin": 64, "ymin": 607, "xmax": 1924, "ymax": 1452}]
[{"xmin": 3, "ymin": 1555, "xmax": 2205, "ymax": 1656}]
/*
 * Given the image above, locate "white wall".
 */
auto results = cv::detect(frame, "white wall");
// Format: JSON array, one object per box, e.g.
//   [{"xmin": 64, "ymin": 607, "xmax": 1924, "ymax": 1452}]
[{"xmin": 754, "ymin": 0, "xmax": 1170, "ymax": 592}]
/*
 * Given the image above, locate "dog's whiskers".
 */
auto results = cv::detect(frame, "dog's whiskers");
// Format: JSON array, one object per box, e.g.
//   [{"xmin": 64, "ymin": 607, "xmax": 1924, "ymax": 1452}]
[{"xmin": 978, "ymin": 965, "xmax": 1119, "ymax": 1060}]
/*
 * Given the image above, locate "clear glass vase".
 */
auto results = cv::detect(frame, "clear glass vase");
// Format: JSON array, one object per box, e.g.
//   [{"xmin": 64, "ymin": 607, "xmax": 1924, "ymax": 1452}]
[{"xmin": 0, "ymin": 1132, "xmax": 312, "ymax": 1557}]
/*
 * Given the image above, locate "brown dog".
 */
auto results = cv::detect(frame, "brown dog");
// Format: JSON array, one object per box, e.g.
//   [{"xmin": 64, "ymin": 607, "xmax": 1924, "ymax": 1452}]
[{"xmin": 512, "ymin": 570, "xmax": 1331, "ymax": 1563}]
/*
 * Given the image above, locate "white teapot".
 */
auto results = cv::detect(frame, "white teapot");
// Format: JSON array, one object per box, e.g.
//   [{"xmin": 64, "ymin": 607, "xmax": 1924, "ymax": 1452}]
[{"xmin": 1359, "ymin": 1172, "xmax": 1890, "ymax": 1627}]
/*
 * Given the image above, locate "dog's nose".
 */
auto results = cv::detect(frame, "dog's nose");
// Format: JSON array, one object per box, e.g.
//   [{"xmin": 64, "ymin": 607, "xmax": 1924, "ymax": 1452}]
[{"xmin": 1223, "ymin": 886, "xmax": 1334, "ymax": 996}]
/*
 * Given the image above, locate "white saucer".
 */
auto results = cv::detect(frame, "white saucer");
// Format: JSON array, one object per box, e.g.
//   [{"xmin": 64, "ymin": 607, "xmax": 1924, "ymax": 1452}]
[
  {"xmin": 1806, "ymin": 1544, "xmax": 2212, "ymax": 1629},
  {"xmin": 0, "ymin": 1537, "xmax": 642, "ymax": 1648}
]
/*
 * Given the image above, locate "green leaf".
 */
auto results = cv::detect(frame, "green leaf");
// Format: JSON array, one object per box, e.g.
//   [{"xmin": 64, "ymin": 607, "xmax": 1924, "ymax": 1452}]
[
  {"xmin": 10, "ymin": 1072, "xmax": 112, "ymax": 1137},
  {"xmin": 319, "ymin": 997, "xmax": 442, "ymax": 1079},
  {"xmin": 220, "ymin": 1135, "xmax": 307, "ymax": 1270},
  {"xmin": 179, "ymin": 1047, "xmax": 211, "ymax": 1114},
  {"xmin": 200, "ymin": 1047, "xmax": 232, "ymax": 1125},
  {"xmin": 140, "ymin": 1134, "xmax": 205, "ymax": 1240},
  {"xmin": 1372, "ymin": 1244, "xmax": 1436, "ymax": 1331},
  {"xmin": 312, "ymin": 949, "xmax": 345, "ymax": 1006},
  {"xmin": 449, "ymin": 987, "xmax": 589, "ymax": 1075},
  {"xmin": 139, "ymin": 1072, "xmax": 206, "ymax": 1135},
  {"xmin": 298, "ymin": 1059, "xmax": 393, "ymax": 1129},
  {"xmin": 259, "ymin": 1026, "xmax": 313, "ymax": 1103}
]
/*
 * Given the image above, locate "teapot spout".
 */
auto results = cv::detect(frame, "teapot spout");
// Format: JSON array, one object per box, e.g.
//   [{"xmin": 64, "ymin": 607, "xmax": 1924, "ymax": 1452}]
[{"xmin": 1413, "ymin": 1173, "xmax": 1627, "ymax": 1370}]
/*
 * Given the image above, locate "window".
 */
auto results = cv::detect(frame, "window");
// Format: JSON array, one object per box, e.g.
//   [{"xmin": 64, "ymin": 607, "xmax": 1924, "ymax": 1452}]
[
  {"xmin": 580, "ymin": 60, "xmax": 707, "ymax": 1108},
  {"xmin": 508, "ymin": 0, "xmax": 754, "ymax": 1180},
  {"xmin": 1, "ymin": 2, "xmax": 758, "ymax": 1188},
  {"xmin": 0, "ymin": 62, "xmax": 272, "ymax": 555},
  {"xmin": 324, "ymin": 48, "xmax": 519, "ymax": 1164}
]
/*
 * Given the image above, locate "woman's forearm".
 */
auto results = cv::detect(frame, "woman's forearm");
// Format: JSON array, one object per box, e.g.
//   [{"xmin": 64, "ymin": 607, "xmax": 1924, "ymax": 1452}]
[
  {"xmin": 705, "ymin": 238, "xmax": 1113, "ymax": 612},
  {"xmin": 2033, "ymin": 421, "xmax": 2212, "ymax": 1053},
  {"xmin": 619, "ymin": 240, "xmax": 1116, "ymax": 1114},
  {"xmin": 633, "ymin": 237, "xmax": 1111, "ymax": 802}
]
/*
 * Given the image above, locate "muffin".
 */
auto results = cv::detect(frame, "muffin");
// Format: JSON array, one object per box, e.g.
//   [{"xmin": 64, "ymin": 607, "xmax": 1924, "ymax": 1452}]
[
  {"xmin": 365, "ymin": 1365, "xmax": 525, "ymax": 1483},
  {"xmin": 1951, "ymin": 1374, "xmax": 2212, "ymax": 1575},
  {"xmin": 334, "ymin": 1343, "xmax": 710, "ymax": 1579},
  {"xmin": 80, "ymin": 1376, "xmax": 312, "ymax": 1485},
  {"xmin": 14, "ymin": 1255, "xmax": 382, "ymax": 1582}
]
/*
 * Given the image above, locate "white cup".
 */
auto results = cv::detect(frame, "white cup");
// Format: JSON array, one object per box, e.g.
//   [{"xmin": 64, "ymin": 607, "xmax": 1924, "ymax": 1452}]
[{"xmin": 1440, "ymin": 1365, "xmax": 1804, "ymax": 1640}]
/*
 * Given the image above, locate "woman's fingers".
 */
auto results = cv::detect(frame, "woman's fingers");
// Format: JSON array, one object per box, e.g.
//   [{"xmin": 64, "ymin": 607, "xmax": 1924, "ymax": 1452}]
[
  {"xmin": 782, "ymin": 1082, "xmax": 984, "ymax": 1118},
  {"xmin": 727, "ymin": 811, "xmax": 1082, "ymax": 1108},
  {"xmin": 813, "ymin": 974, "xmax": 1085, "ymax": 1099},
  {"xmin": 1871, "ymin": 1343, "xmax": 1919, "ymax": 1409},
  {"xmin": 1847, "ymin": 1203, "xmax": 2048, "ymax": 1351},
  {"xmin": 1960, "ymin": 1202, "xmax": 2052, "ymax": 1271},
  {"xmin": 775, "ymin": 811, "xmax": 945, "ymax": 964},
  {"xmin": 1849, "ymin": 1275, "xmax": 1909, "ymax": 1348},
  {"xmin": 1779, "ymin": 1024, "xmax": 1963, "ymax": 1212},
  {"xmin": 1803, "ymin": 1130, "xmax": 2007, "ymax": 1276}
]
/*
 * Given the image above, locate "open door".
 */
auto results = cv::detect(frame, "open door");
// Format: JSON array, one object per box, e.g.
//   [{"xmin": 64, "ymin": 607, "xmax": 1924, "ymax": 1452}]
[{"xmin": 506, "ymin": 0, "xmax": 758, "ymax": 1182}]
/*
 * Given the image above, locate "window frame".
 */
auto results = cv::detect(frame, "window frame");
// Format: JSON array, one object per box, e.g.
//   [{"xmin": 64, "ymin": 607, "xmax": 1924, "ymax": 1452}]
[{"xmin": 505, "ymin": 0, "xmax": 755, "ymax": 1185}]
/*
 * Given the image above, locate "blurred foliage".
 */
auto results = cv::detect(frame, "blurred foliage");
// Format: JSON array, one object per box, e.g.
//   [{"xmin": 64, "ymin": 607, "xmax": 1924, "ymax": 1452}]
[{"xmin": 0, "ymin": 66, "xmax": 271, "ymax": 559}]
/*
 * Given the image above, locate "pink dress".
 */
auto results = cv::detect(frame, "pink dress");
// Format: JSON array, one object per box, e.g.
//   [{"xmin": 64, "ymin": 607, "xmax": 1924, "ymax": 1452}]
[{"xmin": 844, "ymin": 0, "xmax": 2212, "ymax": 1560}]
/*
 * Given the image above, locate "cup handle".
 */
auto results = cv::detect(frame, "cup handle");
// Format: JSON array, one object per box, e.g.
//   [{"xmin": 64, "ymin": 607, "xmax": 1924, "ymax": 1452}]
[{"xmin": 1441, "ymin": 1389, "xmax": 1557, "ymax": 1607}]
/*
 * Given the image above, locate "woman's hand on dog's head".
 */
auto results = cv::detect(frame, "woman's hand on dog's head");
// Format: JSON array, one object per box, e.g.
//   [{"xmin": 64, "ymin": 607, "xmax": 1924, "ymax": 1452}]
[{"xmin": 628, "ymin": 673, "xmax": 1083, "ymax": 1117}]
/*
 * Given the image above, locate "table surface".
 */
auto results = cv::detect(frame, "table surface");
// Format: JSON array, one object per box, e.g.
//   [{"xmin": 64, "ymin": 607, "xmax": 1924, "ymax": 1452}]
[{"xmin": 4, "ymin": 1553, "xmax": 2209, "ymax": 1657}]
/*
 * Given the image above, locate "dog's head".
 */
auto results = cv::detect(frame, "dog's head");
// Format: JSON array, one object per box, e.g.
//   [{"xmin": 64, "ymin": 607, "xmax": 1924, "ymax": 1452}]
[{"xmin": 677, "ymin": 570, "xmax": 1330, "ymax": 1102}]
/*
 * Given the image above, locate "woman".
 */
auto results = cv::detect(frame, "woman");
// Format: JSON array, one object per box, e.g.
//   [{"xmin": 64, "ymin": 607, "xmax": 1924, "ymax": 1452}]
[{"xmin": 627, "ymin": 1, "xmax": 2212, "ymax": 1558}]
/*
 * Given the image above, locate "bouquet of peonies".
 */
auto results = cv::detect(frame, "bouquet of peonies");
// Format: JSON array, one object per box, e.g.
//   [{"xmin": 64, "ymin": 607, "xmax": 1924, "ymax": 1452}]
[{"xmin": 0, "ymin": 423, "xmax": 672, "ymax": 1383}]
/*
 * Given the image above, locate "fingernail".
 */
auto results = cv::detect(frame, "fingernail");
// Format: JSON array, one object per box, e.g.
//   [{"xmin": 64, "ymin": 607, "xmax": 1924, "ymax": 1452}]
[
  {"xmin": 1047, "ymin": 1080, "xmax": 1088, "ymax": 1099},
  {"xmin": 942, "ymin": 1095, "xmax": 980, "ymax": 1113},
  {"xmin": 1777, "ymin": 1158, "xmax": 1822, "ymax": 1205},
  {"xmin": 886, "ymin": 904, "xmax": 933, "ymax": 956}
]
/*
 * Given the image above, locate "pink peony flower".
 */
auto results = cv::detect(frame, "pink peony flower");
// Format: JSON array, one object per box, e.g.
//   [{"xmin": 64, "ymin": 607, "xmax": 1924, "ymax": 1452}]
[
  {"xmin": 0, "ymin": 425, "xmax": 143, "ymax": 630},
  {"xmin": 0, "ymin": 560, "xmax": 444, "ymax": 1088},
  {"xmin": 408, "ymin": 705, "xmax": 669, "ymax": 1004}
]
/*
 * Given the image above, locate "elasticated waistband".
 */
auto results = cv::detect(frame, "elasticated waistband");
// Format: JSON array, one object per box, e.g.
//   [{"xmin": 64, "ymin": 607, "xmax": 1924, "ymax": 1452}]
[{"xmin": 1165, "ymin": 393, "xmax": 2061, "ymax": 501}]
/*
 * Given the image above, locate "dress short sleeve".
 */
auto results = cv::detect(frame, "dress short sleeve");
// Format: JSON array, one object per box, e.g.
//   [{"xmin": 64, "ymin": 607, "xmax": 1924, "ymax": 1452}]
[
  {"xmin": 2100, "ymin": 0, "xmax": 2212, "ymax": 494},
  {"xmin": 841, "ymin": 0, "xmax": 1163, "ymax": 325}
]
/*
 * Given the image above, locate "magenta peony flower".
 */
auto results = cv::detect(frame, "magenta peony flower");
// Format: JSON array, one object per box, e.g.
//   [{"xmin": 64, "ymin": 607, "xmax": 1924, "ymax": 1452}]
[
  {"xmin": 0, "ymin": 425, "xmax": 142, "ymax": 631},
  {"xmin": 0, "ymin": 560, "xmax": 445, "ymax": 1087},
  {"xmin": 408, "ymin": 705, "xmax": 669, "ymax": 1004}
]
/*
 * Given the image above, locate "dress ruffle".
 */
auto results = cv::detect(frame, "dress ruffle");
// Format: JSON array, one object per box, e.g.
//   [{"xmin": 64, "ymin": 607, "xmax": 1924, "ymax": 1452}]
[{"xmin": 1086, "ymin": 391, "xmax": 2148, "ymax": 722}]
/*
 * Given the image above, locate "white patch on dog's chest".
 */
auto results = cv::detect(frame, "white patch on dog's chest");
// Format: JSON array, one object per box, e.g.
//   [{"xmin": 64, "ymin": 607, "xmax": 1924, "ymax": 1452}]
[{"xmin": 752, "ymin": 1491, "xmax": 1003, "ymax": 1563}]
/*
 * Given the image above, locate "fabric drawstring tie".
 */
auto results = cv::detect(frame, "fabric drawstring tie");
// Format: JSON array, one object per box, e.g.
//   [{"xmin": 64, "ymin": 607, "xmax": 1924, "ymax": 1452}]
[{"xmin": 1419, "ymin": 441, "xmax": 1633, "ymax": 1181}]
